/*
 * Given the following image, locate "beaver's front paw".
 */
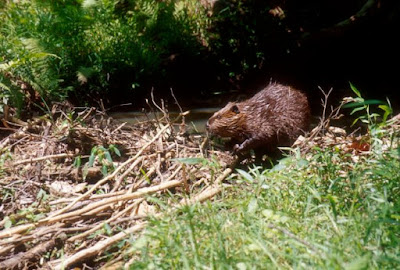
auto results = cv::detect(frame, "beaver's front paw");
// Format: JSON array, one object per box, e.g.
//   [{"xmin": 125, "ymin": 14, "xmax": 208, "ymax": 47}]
[
  {"xmin": 233, "ymin": 143, "xmax": 244, "ymax": 154},
  {"xmin": 233, "ymin": 144, "xmax": 239, "ymax": 153}
]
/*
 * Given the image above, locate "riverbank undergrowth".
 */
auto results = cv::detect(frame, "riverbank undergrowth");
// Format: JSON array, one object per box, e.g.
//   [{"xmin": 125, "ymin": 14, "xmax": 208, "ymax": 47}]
[{"xmin": 126, "ymin": 101, "xmax": 400, "ymax": 269}]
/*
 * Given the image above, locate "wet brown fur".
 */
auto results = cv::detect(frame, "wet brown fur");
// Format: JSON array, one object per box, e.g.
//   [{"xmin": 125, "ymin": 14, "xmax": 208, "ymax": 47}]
[{"xmin": 207, "ymin": 82, "xmax": 310, "ymax": 153}]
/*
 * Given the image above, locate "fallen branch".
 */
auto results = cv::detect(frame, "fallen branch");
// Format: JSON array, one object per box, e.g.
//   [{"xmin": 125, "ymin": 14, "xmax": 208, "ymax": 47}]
[{"xmin": 111, "ymin": 155, "xmax": 147, "ymax": 192}]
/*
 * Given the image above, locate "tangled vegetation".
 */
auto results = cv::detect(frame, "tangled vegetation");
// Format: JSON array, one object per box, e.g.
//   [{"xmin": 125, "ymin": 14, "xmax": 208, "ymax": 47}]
[{"xmin": 0, "ymin": 87, "xmax": 399, "ymax": 269}]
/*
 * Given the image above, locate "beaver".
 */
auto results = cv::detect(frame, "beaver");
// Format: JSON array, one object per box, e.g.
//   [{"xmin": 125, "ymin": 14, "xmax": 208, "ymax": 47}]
[{"xmin": 206, "ymin": 82, "xmax": 310, "ymax": 154}]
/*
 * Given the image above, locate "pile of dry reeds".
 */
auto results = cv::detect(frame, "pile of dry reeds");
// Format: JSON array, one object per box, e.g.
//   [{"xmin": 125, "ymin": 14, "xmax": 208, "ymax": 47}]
[{"xmin": 0, "ymin": 104, "xmax": 234, "ymax": 270}]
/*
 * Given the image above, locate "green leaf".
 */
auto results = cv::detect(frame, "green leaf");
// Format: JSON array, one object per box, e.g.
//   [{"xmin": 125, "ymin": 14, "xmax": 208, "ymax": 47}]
[
  {"xmin": 101, "ymin": 165, "xmax": 108, "ymax": 176},
  {"xmin": 140, "ymin": 168, "xmax": 151, "ymax": 184},
  {"xmin": 172, "ymin": 157, "xmax": 208, "ymax": 165},
  {"xmin": 130, "ymin": 235, "xmax": 149, "ymax": 251},
  {"xmin": 247, "ymin": 198, "xmax": 258, "ymax": 214},
  {"xmin": 262, "ymin": 209, "xmax": 274, "ymax": 219},
  {"xmin": 236, "ymin": 169, "xmax": 254, "ymax": 182},
  {"xmin": 104, "ymin": 151, "xmax": 113, "ymax": 163},
  {"xmin": 344, "ymin": 100, "xmax": 385, "ymax": 109},
  {"xmin": 297, "ymin": 158, "xmax": 309, "ymax": 168},
  {"xmin": 0, "ymin": 82, "xmax": 10, "ymax": 91},
  {"xmin": 73, "ymin": 156, "xmax": 81, "ymax": 168},
  {"xmin": 37, "ymin": 189, "xmax": 48, "ymax": 201},
  {"xmin": 349, "ymin": 82, "xmax": 361, "ymax": 98},
  {"xmin": 109, "ymin": 144, "xmax": 121, "ymax": 156},
  {"xmin": 350, "ymin": 106, "xmax": 366, "ymax": 115},
  {"xmin": 90, "ymin": 146, "xmax": 98, "ymax": 155},
  {"xmin": 4, "ymin": 217, "xmax": 12, "ymax": 229},
  {"xmin": 88, "ymin": 153, "xmax": 96, "ymax": 167},
  {"xmin": 103, "ymin": 223, "xmax": 112, "ymax": 236},
  {"xmin": 98, "ymin": 146, "xmax": 107, "ymax": 152},
  {"xmin": 378, "ymin": 104, "xmax": 392, "ymax": 123},
  {"xmin": 114, "ymin": 147, "xmax": 121, "ymax": 156}
]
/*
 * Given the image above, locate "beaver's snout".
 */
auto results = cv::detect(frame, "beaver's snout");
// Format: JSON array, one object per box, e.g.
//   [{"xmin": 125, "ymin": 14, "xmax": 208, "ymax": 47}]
[{"xmin": 205, "ymin": 120, "xmax": 213, "ymax": 134}]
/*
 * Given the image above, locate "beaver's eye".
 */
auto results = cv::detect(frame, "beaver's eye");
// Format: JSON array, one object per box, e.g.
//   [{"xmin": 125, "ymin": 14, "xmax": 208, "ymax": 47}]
[
  {"xmin": 217, "ymin": 115, "xmax": 221, "ymax": 120},
  {"xmin": 231, "ymin": 105, "xmax": 240, "ymax": 114}
]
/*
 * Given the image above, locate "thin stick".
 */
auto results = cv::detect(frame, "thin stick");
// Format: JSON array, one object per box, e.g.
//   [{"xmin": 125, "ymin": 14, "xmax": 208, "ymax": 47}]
[
  {"xmin": 180, "ymin": 186, "xmax": 222, "ymax": 206},
  {"xmin": 170, "ymin": 88, "xmax": 183, "ymax": 113},
  {"xmin": 111, "ymin": 122, "xmax": 127, "ymax": 134},
  {"xmin": 111, "ymin": 155, "xmax": 145, "ymax": 192},
  {"xmin": 13, "ymin": 153, "xmax": 75, "ymax": 166}
]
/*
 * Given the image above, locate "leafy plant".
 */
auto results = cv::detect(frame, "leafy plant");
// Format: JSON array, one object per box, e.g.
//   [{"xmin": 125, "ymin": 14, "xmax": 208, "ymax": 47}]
[
  {"xmin": 84, "ymin": 144, "xmax": 121, "ymax": 178},
  {"xmin": 344, "ymin": 82, "xmax": 393, "ymax": 127}
]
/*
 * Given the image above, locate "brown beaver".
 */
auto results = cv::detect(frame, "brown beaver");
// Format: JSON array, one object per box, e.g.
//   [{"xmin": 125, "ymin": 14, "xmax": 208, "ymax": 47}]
[{"xmin": 206, "ymin": 82, "xmax": 310, "ymax": 154}]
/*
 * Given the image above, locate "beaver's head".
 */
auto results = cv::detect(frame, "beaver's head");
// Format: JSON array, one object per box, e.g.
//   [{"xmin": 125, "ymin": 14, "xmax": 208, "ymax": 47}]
[{"xmin": 206, "ymin": 102, "xmax": 247, "ymax": 139}]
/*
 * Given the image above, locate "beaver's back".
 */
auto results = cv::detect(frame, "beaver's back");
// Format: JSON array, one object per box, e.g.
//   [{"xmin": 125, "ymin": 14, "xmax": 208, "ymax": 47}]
[{"xmin": 241, "ymin": 83, "xmax": 310, "ymax": 141}]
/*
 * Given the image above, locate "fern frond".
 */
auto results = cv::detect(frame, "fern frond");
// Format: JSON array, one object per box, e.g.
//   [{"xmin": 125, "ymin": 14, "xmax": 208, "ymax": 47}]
[{"xmin": 82, "ymin": 0, "xmax": 98, "ymax": 8}]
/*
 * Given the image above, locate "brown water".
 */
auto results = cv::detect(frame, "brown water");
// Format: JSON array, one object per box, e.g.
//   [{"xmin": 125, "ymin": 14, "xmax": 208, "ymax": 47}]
[{"xmin": 110, "ymin": 107, "xmax": 220, "ymax": 133}]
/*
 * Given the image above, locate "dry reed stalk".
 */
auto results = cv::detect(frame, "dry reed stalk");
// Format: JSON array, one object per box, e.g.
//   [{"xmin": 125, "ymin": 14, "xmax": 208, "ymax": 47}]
[
  {"xmin": 68, "ymin": 199, "xmax": 145, "ymax": 242},
  {"xmin": 12, "ymin": 153, "xmax": 75, "ymax": 166},
  {"xmin": 54, "ymin": 222, "xmax": 147, "ymax": 270},
  {"xmin": 41, "ymin": 179, "xmax": 183, "ymax": 224}
]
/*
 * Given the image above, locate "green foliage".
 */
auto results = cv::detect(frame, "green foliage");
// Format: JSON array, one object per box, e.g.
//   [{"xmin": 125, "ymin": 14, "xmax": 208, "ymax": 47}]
[
  {"xmin": 0, "ymin": 149, "xmax": 12, "ymax": 177},
  {"xmin": 343, "ymin": 83, "xmax": 394, "ymax": 157},
  {"xmin": 84, "ymin": 144, "xmax": 120, "ymax": 178},
  {"xmin": 0, "ymin": 0, "xmax": 206, "ymax": 112},
  {"xmin": 344, "ymin": 82, "xmax": 393, "ymax": 127}
]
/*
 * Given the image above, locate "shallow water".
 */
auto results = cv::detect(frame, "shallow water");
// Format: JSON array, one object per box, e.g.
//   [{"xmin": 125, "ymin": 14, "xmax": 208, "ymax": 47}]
[{"xmin": 110, "ymin": 107, "xmax": 220, "ymax": 133}]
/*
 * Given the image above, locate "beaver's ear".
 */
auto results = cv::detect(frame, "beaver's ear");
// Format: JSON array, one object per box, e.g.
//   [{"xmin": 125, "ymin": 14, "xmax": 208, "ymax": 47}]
[{"xmin": 231, "ymin": 105, "xmax": 240, "ymax": 114}]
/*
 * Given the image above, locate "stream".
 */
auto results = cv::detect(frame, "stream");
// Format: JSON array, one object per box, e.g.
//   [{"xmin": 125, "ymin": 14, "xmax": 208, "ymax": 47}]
[{"xmin": 110, "ymin": 107, "xmax": 220, "ymax": 133}]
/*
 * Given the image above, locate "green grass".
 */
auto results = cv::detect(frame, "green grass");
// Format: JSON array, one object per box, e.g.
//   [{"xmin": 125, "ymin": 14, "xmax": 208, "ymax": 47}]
[{"xmin": 125, "ymin": 127, "xmax": 400, "ymax": 269}]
